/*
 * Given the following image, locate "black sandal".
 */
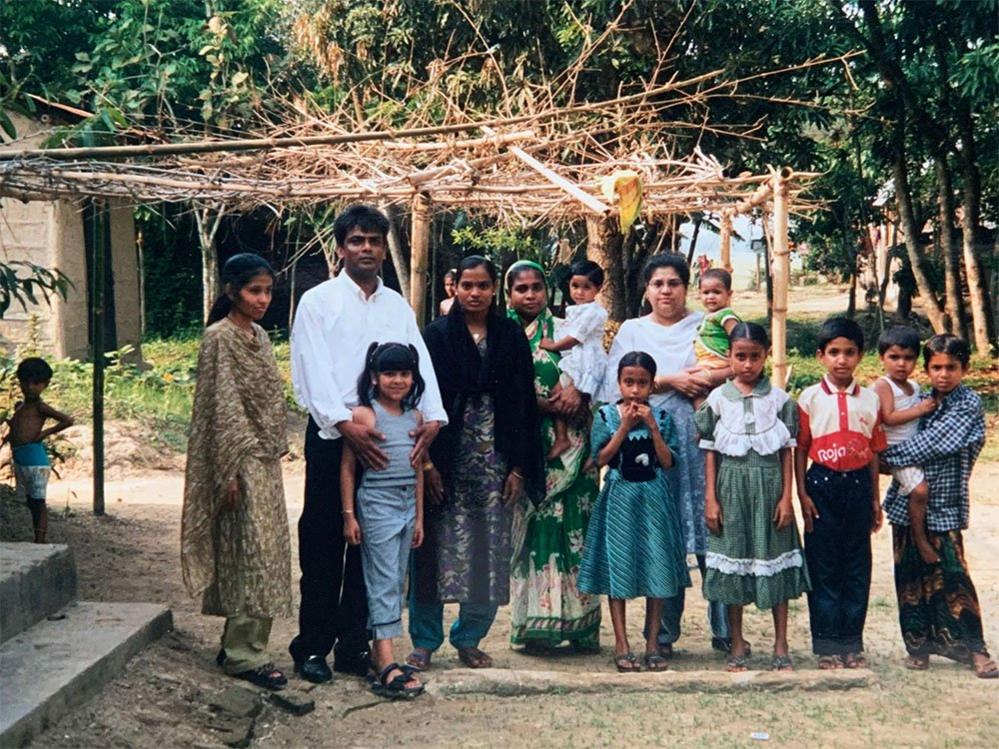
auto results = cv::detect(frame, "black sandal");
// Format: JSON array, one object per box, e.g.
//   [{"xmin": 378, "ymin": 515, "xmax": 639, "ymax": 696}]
[
  {"xmin": 370, "ymin": 662, "xmax": 424, "ymax": 699},
  {"xmin": 232, "ymin": 662, "xmax": 287, "ymax": 690},
  {"xmin": 644, "ymin": 652, "xmax": 669, "ymax": 672}
]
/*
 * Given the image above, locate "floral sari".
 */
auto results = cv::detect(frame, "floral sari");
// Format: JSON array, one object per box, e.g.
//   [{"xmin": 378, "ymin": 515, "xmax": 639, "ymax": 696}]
[{"xmin": 508, "ymin": 305, "xmax": 602, "ymax": 648}]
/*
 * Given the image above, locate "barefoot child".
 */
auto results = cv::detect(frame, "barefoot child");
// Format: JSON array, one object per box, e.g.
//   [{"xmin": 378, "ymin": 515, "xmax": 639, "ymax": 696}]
[
  {"xmin": 882, "ymin": 334, "xmax": 996, "ymax": 679},
  {"xmin": 540, "ymin": 260, "xmax": 608, "ymax": 459},
  {"xmin": 578, "ymin": 351, "xmax": 690, "ymax": 672},
  {"xmin": 5, "ymin": 357, "xmax": 74, "ymax": 543},
  {"xmin": 696, "ymin": 323, "xmax": 810, "ymax": 672},
  {"xmin": 688, "ymin": 268, "xmax": 742, "ymax": 408},
  {"xmin": 795, "ymin": 317, "xmax": 885, "ymax": 670},
  {"xmin": 873, "ymin": 326, "xmax": 938, "ymax": 563},
  {"xmin": 342, "ymin": 342, "xmax": 427, "ymax": 698}
]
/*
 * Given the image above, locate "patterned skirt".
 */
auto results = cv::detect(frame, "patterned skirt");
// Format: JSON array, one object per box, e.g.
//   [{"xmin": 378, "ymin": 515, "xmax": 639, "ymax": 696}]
[
  {"xmin": 702, "ymin": 450, "xmax": 810, "ymax": 610},
  {"xmin": 893, "ymin": 526, "xmax": 989, "ymax": 660}
]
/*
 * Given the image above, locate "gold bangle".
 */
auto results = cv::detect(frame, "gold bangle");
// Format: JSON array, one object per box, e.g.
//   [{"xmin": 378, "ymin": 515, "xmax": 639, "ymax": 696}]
[
  {"xmin": 510, "ymin": 469, "xmax": 524, "ymax": 479},
  {"xmin": 422, "ymin": 462, "xmax": 435, "ymax": 472},
  {"xmin": 342, "ymin": 510, "xmax": 354, "ymax": 515}
]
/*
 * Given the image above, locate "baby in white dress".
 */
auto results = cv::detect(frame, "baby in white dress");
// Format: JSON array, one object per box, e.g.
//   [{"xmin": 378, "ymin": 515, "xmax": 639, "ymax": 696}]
[{"xmin": 541, "ymin": 260, "xmax": 608, "ymax": 459}]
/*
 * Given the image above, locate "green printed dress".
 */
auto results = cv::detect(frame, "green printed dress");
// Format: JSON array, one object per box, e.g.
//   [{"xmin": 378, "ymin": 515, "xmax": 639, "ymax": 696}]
[
  {"xmin": 508, "ymin": 307, "xmax": 602, "ymax": 648},
  {"xmin": 695, "ymin": 378, "xmax": 810, "ymax": 610}
]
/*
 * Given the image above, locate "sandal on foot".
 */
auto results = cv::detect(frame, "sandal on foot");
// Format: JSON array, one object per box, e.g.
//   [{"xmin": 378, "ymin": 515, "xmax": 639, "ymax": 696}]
[
  {"xmin": 817, "ymin": 655, "xmax": 842, "ymax": 670},
  {"xmin": 657, "ymin": 643, "xmax": 674, "ymax": 659},
  {"xmin": 370, "ymin": 662, "xmax": 423, "ymax": 699},
  {"xmin": 903, "ymin": 655, "xmax": 929, "ymax": 671},
  {"xmin": 726, "ymin": 655, "xmax": 749, "ymax": 672},
  {"xmin": 405, "ymin": 648, "xmax": 432, "ymax": 670},
  {"xmin": 232, "ymin": 663, "xmax": 287, "ymax": 691},
  {"xmin": 972, "ymin": 656, "xmax": 999, "ymax": 679},
  {"xmin": 457, "ymin": 647, "xmax": 493, "ymax": 669},
  {"xmin": 644, "ymin": 653, "xmax": 669, "ymax": 672},
  {"xmin": 842, "ymin": 652, "xmax": 867, "ymax": 669},
  {"xmin": 771, "ymin": 654, "xmax": 793, "ymax": 671},
  {"xmin": 614, "ymin": 652, "xmax": 640, "ymax": 672}
]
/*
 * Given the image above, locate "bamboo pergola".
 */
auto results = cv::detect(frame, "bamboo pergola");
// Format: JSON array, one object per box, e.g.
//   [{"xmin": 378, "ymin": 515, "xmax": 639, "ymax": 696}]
[{"xmin": 0, "ymin": 64, "xmax": 823, "ymax": 512}]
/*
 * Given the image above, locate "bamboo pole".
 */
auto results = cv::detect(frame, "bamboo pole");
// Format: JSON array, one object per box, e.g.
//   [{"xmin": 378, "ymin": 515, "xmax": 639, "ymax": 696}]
[
  {"xmin": 771, "ymin": 168, "xmax": 792, "ymax": 389},
  {"xmin": 719, "ymin": 211, "xmax": 734, "ymax": 272},
  {"xmin": 91, "ymin": 199, "xmax": 107, "ymax": 516},
  {"xmin": 410, "ymin": 192, "xmax": 431, "ymax": 326}
]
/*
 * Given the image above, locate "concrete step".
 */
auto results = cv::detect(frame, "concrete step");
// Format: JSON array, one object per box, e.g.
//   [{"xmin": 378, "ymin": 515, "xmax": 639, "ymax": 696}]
[
  {"xmin": 0, "ymin": 600, "xmax": 172, "ymax": 748},
  {"xmin": 0, "ymin": 543, "xmax": 77, "ymax": 644}
]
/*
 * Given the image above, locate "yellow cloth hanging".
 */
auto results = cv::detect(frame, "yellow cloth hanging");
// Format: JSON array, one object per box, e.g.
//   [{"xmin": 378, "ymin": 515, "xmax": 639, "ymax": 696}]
[{"xmin": 600, "ymin": 170, "xmax": 643, "ymax": 233}]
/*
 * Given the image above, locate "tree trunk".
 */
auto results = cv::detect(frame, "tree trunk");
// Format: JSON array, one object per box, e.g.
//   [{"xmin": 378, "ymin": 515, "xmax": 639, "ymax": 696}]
[
  {"xmin": 892, "ymin": 134, "xmax": 947, "ymax": 332},
  {"xmin": 380, "ymin": 201, "xmax": 410, "ymax": 300},
  {"xmin": 955, "ymin": 105, "xmax": 993, "ymax": 351},
  {"xmin": 586, "ymin": 215, "xmax": 626, "ymax": 321},
  {"xmin": 934, "ymin": 155, "xmax": 967, "ymax": 339},
  {"xmin": 194, "ymin": 204, "xmax": 225, "ymax": 324},
  {"xmin": 685, "ymin": 216, "xmax": 702, "ymax": 265}
]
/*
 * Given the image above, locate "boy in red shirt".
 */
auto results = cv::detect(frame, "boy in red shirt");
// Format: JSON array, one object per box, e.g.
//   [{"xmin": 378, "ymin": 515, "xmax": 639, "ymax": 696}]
[{"xmin": 795, "ymin": 318, "xmax": 885, "ymax": 669}]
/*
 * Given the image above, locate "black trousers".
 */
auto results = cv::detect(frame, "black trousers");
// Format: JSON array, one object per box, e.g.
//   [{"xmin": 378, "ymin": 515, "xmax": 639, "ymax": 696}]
[
  {"xmin": 289, "ymin": 418, "xmax": 369, "ymax": 662},
  {"xmin": 803, "ymin": 464, "xmax": 873, "ymax": 656}
]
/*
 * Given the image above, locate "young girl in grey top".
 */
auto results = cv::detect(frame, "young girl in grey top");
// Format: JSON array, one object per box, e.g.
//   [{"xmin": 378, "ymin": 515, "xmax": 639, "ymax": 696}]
[{"xmin": 342, "ymin": 343, "xmax": 426, "ymax": 698}]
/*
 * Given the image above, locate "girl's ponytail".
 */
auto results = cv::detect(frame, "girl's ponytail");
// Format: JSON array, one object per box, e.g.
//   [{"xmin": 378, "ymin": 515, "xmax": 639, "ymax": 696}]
[{"xmin": 356, "ymin": 342, "xmax": 381, "ymax": 408}]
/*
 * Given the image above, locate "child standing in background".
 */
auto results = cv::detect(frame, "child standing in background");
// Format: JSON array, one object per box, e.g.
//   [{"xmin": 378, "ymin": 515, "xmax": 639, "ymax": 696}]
[
  {"xmin": 342, "ymin": 342, "xmax": 426, "ymax": 698},
  {"xmin": 541, "ymin": 259, "xmax": 608, "ymax": 459},
  {"xmin": 872, "ymin": 326, "xmax": 938, "ymax": 563},
  {"xmin": 882, "ymin": 335, "xmax": 996, "ymax": 679},
  {"xmin": 795, "ymin": 317, "xmax": 885, "ymax": 670},
  {"xmin": 696, "ymin": 323, "xmax": 810, "ymax": 672},
  {"xmin": 688, "ymin": 268, "xmax": 742, "ymax": 407},
  {"xmin": 5, "ymin": 357, "xmax": 74, "ymax": 543},
  {"xmin": 578, "ymin": 351, "xmax": 690, "ymax": 673}
]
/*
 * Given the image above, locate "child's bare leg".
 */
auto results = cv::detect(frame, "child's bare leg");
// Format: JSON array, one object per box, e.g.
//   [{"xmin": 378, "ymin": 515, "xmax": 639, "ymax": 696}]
[
  {"xmin": 644, "ymin": 598, "xmax": 664, "ymax": 655},
  {"xmin": 772, "ymin": 602, "xmax": 791, "ymax": 667},
  {"xmin": 28, "ymin": 499, "xmax": 47, "ymax": 544},
  {"xmin": 548, "ymin": 416, "xmax": 571, "ymax": 460},
  {"xmin": 727, "ymin": 604, "xmax": 748, "ymax": 670},
  {"xmin": 908, "ymin": 482, "xmax": 939, "ymax": 564}
]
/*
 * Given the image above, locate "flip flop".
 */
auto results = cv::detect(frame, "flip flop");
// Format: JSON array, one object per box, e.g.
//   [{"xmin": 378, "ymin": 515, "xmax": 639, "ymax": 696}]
[
  {"xmin": 972, "ymin": 656, "xmax": 999, "ymax": 679},
  {"xmin": 726, "ymin": 655, "xmax": 749, "ymax": 672},
  {"xmin": 643, "ymin": 652, "xmax": 669, "ymax": 672},
  {"xmin": 614, "ymin": 652, "xmax": 640, "ymax": 672},
  {"xmin": 405, "ymin": 648, "xmax": 432, "ymax": 670},
  {"xmin": 457, "ymin": 647, "xmax": 493, "ymax": 669},
  {"xmin": 771, "ymin": 654, "xmax": 793, "ymax": 671},
  {"xmin": 817, "ymin": 655, "xmax": 842, "ymax": 670},
  {"xmin": 842, "ymin": 652, "xmax": 867, "ymax": 669}
]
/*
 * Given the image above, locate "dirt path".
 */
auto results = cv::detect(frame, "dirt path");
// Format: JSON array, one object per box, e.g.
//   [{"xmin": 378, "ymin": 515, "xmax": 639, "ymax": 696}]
[{"xmin": 3, "ymin": 459, "xmax": 996, "ymax": 748}]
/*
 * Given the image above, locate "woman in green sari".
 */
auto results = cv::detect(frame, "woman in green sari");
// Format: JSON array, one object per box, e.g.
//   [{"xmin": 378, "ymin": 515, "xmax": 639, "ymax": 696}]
[{"xmin": 506, "ymin": 260, "xmax": 602, "ymax": 652}]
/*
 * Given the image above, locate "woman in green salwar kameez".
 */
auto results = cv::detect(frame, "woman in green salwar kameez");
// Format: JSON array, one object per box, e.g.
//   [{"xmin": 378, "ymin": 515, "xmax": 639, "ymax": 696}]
[{"xmin": 506, "ymin": 261, "xmax": 602, "ymax": 651}]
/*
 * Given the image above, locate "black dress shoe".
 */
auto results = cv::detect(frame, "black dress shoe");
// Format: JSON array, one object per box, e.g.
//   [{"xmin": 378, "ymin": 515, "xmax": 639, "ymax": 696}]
[
  {"xmin": 333, "ymin": 650, "xmax": 371, "ymax": 677},
  {"xmin": 295, "ymin": 655, "xmax": 333, "ymax": 684}
]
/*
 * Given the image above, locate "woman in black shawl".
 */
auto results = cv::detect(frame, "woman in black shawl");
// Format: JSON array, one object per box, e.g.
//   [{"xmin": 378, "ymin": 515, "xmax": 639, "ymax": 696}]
[{"xmin": 407, "ymin": 255, "xmax": 541, "ymax": 670}]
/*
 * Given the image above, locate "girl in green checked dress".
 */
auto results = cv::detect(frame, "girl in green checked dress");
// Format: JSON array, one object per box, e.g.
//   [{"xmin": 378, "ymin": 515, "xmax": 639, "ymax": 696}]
[{"xmin": 695, "ymin": 323, "xmax": 810, "ymax": 672}]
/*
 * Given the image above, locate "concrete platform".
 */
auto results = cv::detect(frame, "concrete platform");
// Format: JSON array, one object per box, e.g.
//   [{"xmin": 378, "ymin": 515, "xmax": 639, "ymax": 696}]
[
  {"xmin": 0, "ymin": 543, "xmax": 76, "ymax": 644},
  {"xmin": 425, "ymin": 666, "xmax": 876, "ymax": 697},
  {"xmin": 0, "ymin": 601, "xmax": 172, "ymax": 747}
]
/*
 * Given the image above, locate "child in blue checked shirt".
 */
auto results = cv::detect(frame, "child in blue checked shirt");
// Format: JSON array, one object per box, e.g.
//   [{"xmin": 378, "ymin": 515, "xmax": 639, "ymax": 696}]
[{"xmin": 882, "ymin": 334, "xmax": 997, "ymax": 679}]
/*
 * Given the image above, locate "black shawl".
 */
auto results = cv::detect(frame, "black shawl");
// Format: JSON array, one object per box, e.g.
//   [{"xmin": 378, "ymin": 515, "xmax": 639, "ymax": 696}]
[{"xmin": 423, "ymin": 301, "xmax": 542, "ymax": 493}]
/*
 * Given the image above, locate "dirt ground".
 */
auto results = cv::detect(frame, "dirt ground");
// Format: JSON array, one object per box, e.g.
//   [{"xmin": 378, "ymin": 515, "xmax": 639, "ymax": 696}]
[{"xmin": 2, "ymin": 453, "xmax": 996, "ymax": 749}]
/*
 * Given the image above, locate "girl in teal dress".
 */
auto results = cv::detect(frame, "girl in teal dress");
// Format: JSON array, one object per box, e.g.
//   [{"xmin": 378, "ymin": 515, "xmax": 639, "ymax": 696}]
[{"xmin": 578, "ymin": 351, "xmax": 691, "ymax": 672}]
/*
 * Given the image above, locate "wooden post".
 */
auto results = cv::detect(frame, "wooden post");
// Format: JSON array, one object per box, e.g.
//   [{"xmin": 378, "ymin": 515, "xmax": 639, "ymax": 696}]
[
  {"xmin": 771, "ymin": 168, "xmax": 792, "ymax": 389},
  {"xmin": 91, "ymin": 199, "xmax": 107, "ymax": 516},
  {"xmin": 409, "ymin": 192, "xmax": 431, "ymax": 326},
  {"xmin": 719, "ymin": 211, "xmax": 734, "ymax": 272}
]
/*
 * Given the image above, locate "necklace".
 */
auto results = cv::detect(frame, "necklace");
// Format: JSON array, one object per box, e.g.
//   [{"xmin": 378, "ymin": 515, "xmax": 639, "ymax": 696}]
[{"xmin": 471, "ymin": 331, "xmax": 484, "ymax": 342}]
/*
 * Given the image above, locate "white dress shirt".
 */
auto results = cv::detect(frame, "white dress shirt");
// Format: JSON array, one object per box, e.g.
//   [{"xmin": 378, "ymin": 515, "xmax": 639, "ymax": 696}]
[{"xmin": 290, "ymin": 272, "xmax": 447, "ymax": 440}]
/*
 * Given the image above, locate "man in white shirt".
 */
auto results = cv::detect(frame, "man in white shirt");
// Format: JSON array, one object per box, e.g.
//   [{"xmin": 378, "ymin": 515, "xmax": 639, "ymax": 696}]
[{"xmin": 288, "ymin": 204, "xmax": 447, "ymax": 683}]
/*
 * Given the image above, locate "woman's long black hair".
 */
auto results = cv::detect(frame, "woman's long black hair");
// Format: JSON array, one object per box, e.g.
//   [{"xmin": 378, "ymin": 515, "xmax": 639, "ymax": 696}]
[
  {"xmin": 206, "ymin": 253, "xmax": 275, "ymax": 326},
  {"xmin": 356, "ymin": 342, "xmax": 425, "ymax": 411}
]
